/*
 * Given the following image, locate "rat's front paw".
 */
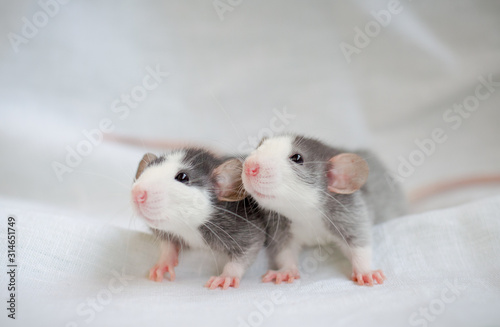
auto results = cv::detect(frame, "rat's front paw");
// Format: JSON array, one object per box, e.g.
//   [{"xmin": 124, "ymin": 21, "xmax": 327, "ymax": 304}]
[
  {"xmin": 352, "ymin": 269, "xmax": 386, "ymax": 286},
  {"xmin": 262, "ymin": 269, "xmax": 300, "ymax": 284},
  {"xmin": 149, "ymin": 264, "xmax": 176, "ymax": 282},
  {"xmin": 205, "ymin": 275, "xmax": 240, "ymax": 290}
]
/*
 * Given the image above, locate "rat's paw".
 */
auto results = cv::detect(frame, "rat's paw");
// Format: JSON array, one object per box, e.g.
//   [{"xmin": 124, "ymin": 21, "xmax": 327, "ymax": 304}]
[
  {"xmin": 205, "ymin": 275, "xmax": 240, "ymax": 290},
  {"xmin": 352, "ymin": 269, "xmax": 386, "ymax": 286},
  {"xmin": 148, "ymin": 264, "xmax": 176, "ymax": 282},
  {"xmin": 262, "ymin": 269, "xmax": 300, "ymax": 284}
]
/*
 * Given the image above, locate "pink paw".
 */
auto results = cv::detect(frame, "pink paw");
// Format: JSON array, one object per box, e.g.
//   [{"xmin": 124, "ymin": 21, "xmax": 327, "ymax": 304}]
[
  {"xmin": 352, "ymin": 269, "xmax": 386, "ymax": 286},
  {"xmin": 205, "ymin": 276, "xmax": 240, "ymax": 290},
  {"xmin": 149, "ymin": 264, "xmax": 176, "ymax": 282},
  {"xmin": 262, "ymin": 269, "xmax": 300, "ymax": 284}
]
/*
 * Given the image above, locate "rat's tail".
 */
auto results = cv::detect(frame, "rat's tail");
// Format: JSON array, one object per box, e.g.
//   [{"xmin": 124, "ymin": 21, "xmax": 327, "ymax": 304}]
[
  {"xmin": 103, "ymin": 133, "xmax": 217, "ymax": 152},
  {"xmin": 409, "ymin": 175, "xmax": 500, "ymax": 204}
]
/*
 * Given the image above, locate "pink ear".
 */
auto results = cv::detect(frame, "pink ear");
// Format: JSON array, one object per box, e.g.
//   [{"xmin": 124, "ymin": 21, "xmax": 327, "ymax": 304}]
[
  {"xmin": 213, "ymin": 158, "xmax": 248, "ymax": 202},
  {"xmin": 135, "ymin": 153, "xmax": 157, "ymax": 180},
  {"xmin": 327, "ymin": 153, "xmax": 369, "ymax": 194}
]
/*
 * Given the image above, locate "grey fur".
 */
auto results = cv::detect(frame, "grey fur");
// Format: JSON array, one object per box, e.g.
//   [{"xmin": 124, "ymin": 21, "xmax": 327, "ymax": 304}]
[
  {"xmin": 259, "ymin": 135, "xmax": 406, "ymax": 269},
  {"xmin": 263, "ymin": 210, "xmax": 293, "ymax": 270},
  {"xmin": 145, "ymin": 148, "xmax": 266, "ymax": 270}
]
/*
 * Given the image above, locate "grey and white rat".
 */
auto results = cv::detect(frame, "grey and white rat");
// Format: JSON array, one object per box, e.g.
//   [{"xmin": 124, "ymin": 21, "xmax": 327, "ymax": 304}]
[
  {"xmin": 132, "ymin": 148, "xmax": 266, "ymax": 290},
  {"xmin": 241, "ymin": 134, "xmax": 407, "ymax": 286}
]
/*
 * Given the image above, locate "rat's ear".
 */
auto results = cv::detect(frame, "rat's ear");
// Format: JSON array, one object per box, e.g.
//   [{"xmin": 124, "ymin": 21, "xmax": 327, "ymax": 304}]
[
  {"xmin": 327, "ymin": 153, "xmax": 369, "ymax": 194},
  {"xmin": 257, "ymin": 137, "xmax": 268, "ymax": 148},
  {"xmin": 213, "ymin": 158, "xmax": 247, "ymax": 202},
  {"xmin": 135, "ymin": 153, "xmax": 157, "ymax": 180}
]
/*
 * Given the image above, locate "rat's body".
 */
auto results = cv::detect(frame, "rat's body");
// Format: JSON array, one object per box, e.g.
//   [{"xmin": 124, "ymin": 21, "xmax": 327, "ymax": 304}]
[
  {"xmin": 242, "ymin": 135, "xmax": 406, "ymax": 285},
  {"xmin": 132, "ymin": 149, "xmax": 266, "ymax": 289}
]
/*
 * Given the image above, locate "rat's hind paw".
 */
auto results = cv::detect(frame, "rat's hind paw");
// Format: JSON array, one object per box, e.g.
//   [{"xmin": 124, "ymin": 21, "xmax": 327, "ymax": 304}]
[
  {"xmin": 149, "ymin": 264, "xmax": 176, "ymax": 282},
  {"xmin": 352, "ymin": 269, "xmax": 386, "ymax": 286},
  {"xmin": 205, "ymin": 276, "xmax": 240, "ymax": 290},
  {"xmin": 262, "ymin": 269, "xmax": 300, "ymax": 284}
]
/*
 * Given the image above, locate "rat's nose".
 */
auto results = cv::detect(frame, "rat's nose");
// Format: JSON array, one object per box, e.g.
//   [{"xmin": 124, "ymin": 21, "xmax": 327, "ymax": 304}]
[
  {"xmin": 132, "ymin": 185, "xmax": 148, "ymax": 204},
  {"xmin": 245, "ymin": 161, "xmax": 260, "ymax": 177}
]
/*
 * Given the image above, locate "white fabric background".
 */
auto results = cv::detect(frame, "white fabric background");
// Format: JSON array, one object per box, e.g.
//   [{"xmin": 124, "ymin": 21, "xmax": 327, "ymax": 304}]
[
  {"xmin": 1, "ymin": 0, "xmax": 500, "ymax": 326},
  {"xmin": 1, "ymin": 196, "xmax": 500, "ymax": 327}
]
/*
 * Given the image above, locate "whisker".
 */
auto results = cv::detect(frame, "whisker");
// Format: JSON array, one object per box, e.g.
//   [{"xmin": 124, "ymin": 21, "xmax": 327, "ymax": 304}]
[
  {"xmin": 176, "ymin": 219, "xmax": 221, "ymax": 274},
  {"xmin": 210, "ymin": 205, "xmax": 277, "ymax": 243},
  {"xmin": 280, "ymin": 183, "xmax": 352, "ymax": 254},
  {"xmin": 319, "ymin": 189, "xmax": 352, "ymax": 214},
  {"xmin": 204, "ymin": 219, "xmax": 245, "ymax": 254}
]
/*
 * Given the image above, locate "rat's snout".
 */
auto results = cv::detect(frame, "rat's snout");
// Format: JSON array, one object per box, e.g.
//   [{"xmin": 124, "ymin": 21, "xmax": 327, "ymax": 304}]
[
  {"xmin": 244, "ymin": 160, "xmax": 260, "ymax": 177},
  {"xmin": 132, "ymin": 185, "xmax": 148, "ymax": 204}
]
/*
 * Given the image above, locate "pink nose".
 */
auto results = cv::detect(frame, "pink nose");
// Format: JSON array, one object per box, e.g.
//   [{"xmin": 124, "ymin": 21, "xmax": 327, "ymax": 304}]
[
  {"xmin": 245, "ymin": 161, "xmax": 260, "ymax": 177},
  {"xmin": 132, "ymin": 186, "xmax": 147, "ymax": 204}
]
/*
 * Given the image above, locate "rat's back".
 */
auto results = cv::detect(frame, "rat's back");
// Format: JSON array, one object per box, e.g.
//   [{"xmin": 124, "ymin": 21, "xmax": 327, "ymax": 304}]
[{"xmin": 356, "ymin": 149, "xmax": 407, "ymax": 224}]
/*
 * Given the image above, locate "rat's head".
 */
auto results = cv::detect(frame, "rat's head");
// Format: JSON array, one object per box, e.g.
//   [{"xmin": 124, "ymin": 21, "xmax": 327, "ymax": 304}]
[
  {"xmin": 242, "ymin": 135, "xmax": 369, "ymax": 211},
  {"xmin": 132, "ymin": 149, "xmax": 246, "ymax": 231}
]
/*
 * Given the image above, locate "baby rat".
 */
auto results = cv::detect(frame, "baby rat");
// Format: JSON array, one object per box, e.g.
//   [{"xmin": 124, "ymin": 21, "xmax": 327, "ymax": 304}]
[
  {"xmin": 132, "ymin": 148, "xmax": 266, "ymax": 290},
  {"xmin": 241, "ymin": 134, "xmax": 406, "ymax": 286}
]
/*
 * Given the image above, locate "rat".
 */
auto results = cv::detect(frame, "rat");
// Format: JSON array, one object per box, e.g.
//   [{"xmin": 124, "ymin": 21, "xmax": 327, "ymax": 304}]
[
  {"xmin": 115, "ymin": 134, "xmax": 497, "ymax": 286},
  {"xmin": 131, "ymin": 148, "xmax": 266, "ymax": 290},
  {"xmin": 241, "ymin": 134, "xmax": 407, "ymax": 286}
]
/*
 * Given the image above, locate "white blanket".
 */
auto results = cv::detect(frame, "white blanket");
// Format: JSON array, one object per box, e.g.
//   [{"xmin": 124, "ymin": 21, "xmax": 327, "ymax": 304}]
[{"xmin": 1, "ymin": 195, "xmax": 499, "ymax": 326}]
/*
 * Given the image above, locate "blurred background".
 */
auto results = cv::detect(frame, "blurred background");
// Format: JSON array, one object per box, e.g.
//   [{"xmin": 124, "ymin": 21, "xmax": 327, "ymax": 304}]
[{"xmin": 1, "ymin": 0, "xmax": 500, "ymax": 225}]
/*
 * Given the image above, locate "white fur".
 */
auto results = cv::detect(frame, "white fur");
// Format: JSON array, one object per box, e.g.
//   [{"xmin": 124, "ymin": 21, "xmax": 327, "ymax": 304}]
[
  {"xmin": 274, "ymin": 242, "xmax": 300, "ymax": 270},
  {"xmin": 341, "ymin": 246, "xmax": 372, "ymax": 274},
  {"xmin": 132, "ymin": 151, "xmax": 213, "ymax": 249},
  {"xmin": 157, "ymin": 239, "xmax": 178, "ymax": 266},
  {"xmin": 243, "ymin": 136, "xmax": 334, "ymax": 247},
  {"xmin": 221, "ymin": 261, "xmax": 245, "ymax": 278}
]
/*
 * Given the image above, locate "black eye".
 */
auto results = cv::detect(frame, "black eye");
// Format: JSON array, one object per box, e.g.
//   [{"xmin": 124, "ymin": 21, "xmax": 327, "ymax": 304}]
[
  {"xmin": 175, "ymin": 172, "xmax": 189, "ymax": 183},
  {"xmin": 289, "ymin": 154, "xmax": 303, "ymax": 164}
]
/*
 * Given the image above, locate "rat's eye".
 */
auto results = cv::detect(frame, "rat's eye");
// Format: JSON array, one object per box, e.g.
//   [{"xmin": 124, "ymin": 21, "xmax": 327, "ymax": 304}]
[
  {"xmin": 175, "ymin": 172, "xmax": 189, "ymax": 183},
  {"xmin": 289, "ymin": 153, "xmax": 304, "ymax": 165}
]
